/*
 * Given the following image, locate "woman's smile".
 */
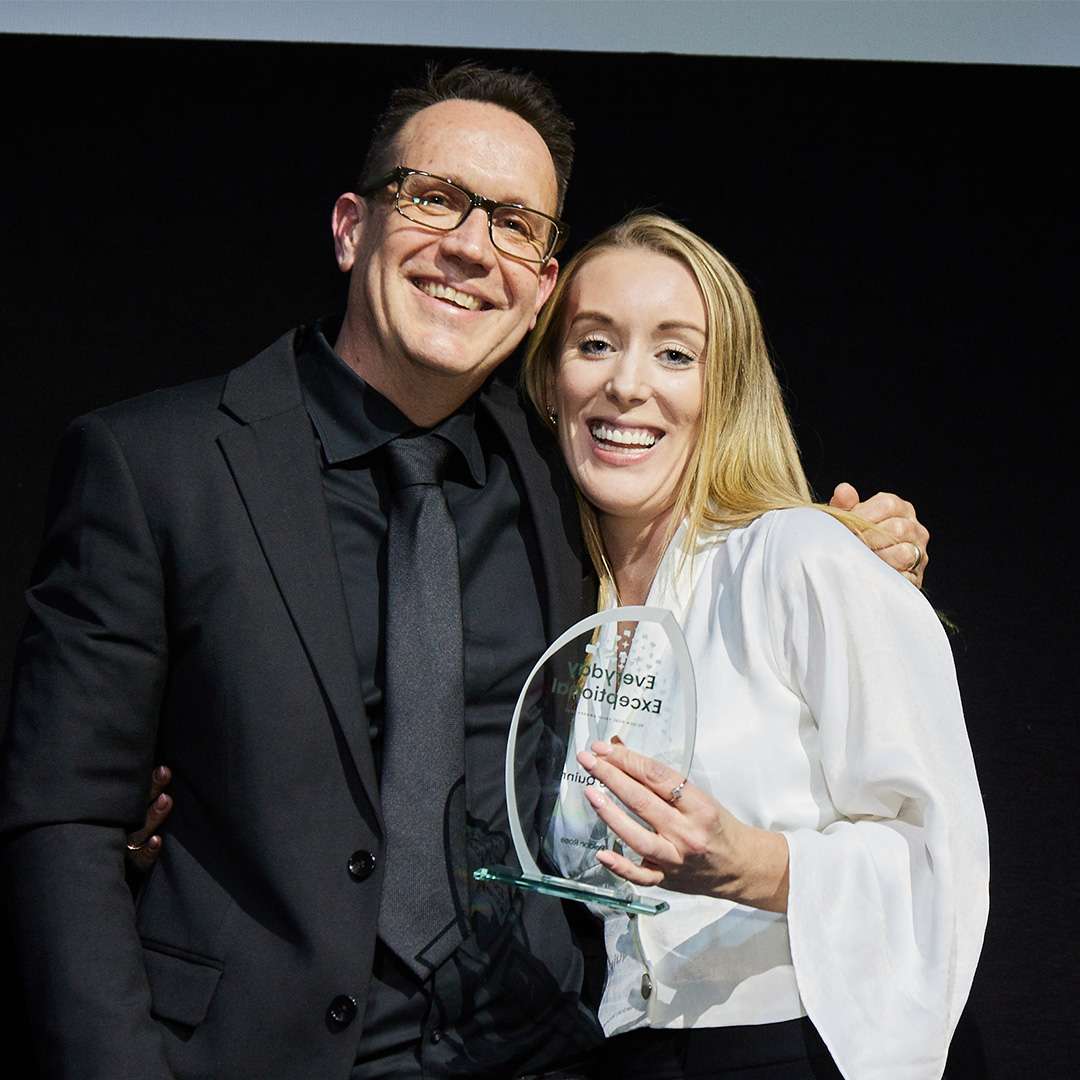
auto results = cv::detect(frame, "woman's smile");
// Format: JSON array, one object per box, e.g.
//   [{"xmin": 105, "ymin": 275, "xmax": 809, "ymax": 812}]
[{"xmin": 588, "ymin": 421, "xmax": 662, "ymax": 453}]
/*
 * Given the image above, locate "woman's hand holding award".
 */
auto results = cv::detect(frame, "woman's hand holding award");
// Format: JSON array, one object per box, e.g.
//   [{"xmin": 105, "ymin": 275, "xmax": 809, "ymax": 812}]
[{"xmin": 474, "ymin": 606, "xmax": 696, "ymax": 916}]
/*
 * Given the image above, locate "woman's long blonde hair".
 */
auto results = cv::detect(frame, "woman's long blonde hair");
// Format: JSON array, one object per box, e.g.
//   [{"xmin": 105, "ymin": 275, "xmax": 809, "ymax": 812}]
[{"xmin": 522, "ymin": 212, "xmax": 856, "ymax": 591}]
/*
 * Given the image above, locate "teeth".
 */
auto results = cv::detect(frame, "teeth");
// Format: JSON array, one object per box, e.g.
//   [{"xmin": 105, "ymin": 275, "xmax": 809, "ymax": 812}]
[
  {"xmin": 591, "ymin": 423, "xmax": 658, "ymax": 448},
  {"xmin": 417, "ymin": 281, "xmax": 482, "ymax": 311}
]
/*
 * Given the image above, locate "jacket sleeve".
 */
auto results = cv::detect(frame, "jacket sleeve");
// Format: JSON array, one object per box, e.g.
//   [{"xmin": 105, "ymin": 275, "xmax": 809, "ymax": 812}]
[
  {"xmin": 0, "ymin": 411, "xmax": 175, "ymax": 1078},
  {"xmin": 763, "ymin": 509, "xmax": 989, "ymax": 1080}
]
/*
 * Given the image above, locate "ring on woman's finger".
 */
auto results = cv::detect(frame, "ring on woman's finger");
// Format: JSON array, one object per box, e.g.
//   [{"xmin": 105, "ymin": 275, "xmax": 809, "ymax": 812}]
[
  {"xmin": 906, "ymin": 545, "xmax": 923, "ymax": 574},
  {"xmin": 126, "ymin": 840, "xmax": 146, "ymax": 852},
  {"xmin": 668, "ymin": 778, "xmax": 687, "ymax": 803}
]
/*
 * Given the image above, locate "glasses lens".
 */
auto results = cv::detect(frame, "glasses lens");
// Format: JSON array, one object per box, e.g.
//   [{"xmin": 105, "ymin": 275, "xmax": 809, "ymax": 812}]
[
  {"xmin": 490, "ymin": 207, "xmax": 555, "ymax": 262},
  {"xmin": 397, "ymin": 174, "xmax": 470, "ymax": 226},
  {"xmin": 395, "ymin": 171, "xmax": 557, "ymax": 263}
]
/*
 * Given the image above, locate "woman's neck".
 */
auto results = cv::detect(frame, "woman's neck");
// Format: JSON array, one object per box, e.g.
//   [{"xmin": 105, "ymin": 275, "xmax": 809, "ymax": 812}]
[{"xmin": 600, "ymin": 507, "xmax": 680, "ymax": 607}]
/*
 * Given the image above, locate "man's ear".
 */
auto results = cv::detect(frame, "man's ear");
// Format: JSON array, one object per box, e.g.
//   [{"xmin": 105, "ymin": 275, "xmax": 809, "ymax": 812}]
[
  {"xmin": 332, "ymin": 193, "xmax": 367, "ymax": 272},
  {"xmin": 528, "ymin": 257, "xmax": 559, "ymax": 331}
]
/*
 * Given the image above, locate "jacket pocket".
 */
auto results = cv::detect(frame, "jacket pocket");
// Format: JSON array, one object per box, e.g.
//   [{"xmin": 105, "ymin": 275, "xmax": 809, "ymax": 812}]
[{"xmin": 142, "ymin": 941, "xmax": 223, "ymax": 1028}]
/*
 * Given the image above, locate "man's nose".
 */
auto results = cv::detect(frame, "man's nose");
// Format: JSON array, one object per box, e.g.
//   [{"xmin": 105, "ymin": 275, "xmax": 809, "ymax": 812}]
[{"xmin": 439, "ymin": 206, "xmax": 497, "ymax": 268}]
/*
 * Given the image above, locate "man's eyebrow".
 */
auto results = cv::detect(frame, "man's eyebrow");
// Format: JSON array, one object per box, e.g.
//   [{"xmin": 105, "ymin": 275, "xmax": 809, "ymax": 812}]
[{"xmin": 436, "ymin": 172, "xmax": 538, "ymax": 208}]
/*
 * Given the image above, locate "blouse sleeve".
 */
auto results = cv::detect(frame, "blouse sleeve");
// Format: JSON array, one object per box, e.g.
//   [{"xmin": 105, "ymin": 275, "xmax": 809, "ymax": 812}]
[{"xmin": 761, "ymin": 508, "xmax": 988, "ymax": 1080}]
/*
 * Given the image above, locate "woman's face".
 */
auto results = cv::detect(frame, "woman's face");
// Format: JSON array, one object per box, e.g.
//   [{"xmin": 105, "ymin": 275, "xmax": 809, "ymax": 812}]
[{"xmin": 550, "ymin": 247, "xmax": 706, "ymax": 534}]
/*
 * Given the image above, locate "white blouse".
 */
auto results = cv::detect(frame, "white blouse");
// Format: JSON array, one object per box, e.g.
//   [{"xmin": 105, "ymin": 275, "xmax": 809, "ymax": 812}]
[{"xmin": 558, "ymin": 508, "xmax": 988, "ymax": 1080}]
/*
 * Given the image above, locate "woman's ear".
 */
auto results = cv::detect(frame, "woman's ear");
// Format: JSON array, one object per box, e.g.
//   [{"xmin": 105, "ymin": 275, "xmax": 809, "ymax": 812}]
[{"xmin": 544, "ymin": 365, "xmax": 558, "ymax": 424}]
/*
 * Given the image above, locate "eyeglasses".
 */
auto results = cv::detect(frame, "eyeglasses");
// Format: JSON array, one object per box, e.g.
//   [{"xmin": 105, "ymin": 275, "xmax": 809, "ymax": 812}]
[{"xmin": 360, "ymin": 166, "xmax": 569, "ymax": 264}]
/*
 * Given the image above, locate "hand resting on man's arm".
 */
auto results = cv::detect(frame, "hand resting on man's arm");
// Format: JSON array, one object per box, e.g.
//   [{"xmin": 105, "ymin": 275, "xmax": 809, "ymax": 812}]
[{"xmin": 124, "ymin": 765, "xmax": 171, "ymax": 873}]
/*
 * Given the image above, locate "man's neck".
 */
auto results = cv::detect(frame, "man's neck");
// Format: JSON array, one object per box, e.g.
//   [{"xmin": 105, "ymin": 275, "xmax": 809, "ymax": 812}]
[{"xmin": 333, "ymin": 328, "xmax": 486, "ymax": 429}]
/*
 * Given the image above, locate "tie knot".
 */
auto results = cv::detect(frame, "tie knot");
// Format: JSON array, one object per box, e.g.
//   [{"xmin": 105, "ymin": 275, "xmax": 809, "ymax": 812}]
[{"xmin": 384, "ymin": 433, "xmax": 453, "ymax": 490}]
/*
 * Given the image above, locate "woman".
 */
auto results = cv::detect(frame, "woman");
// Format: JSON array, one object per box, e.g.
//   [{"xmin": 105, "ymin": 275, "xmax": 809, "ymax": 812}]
[
  {"xmin": 521, "ymin": 213, "xmax": 988, "ymax": 1079},
  {"xmin": 124, "ymin": 213, "xmax": 969, "ymax": 1077}
]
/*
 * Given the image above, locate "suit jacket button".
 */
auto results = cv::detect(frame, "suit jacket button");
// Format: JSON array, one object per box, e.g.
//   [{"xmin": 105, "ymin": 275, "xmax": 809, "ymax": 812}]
[
  {"xmin": 348, "ymin": 850, "xmax": 377, "ymax": 881},
  {"xmin": 326, "ymin": 994, "xmax": 358, "ymax": 1031},
  {"xmin": 430, "ymin": 1028, "xmax": 444, "ymax": 1044}
]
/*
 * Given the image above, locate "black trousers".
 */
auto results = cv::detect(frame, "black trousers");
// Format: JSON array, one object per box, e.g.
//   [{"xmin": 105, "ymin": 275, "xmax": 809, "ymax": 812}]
[{"xmin": 576, "ymin": 1019, "xmax": 843, "ymax": 1080}]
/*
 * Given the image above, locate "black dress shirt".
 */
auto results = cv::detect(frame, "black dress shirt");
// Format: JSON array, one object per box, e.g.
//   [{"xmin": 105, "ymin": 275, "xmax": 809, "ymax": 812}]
[{"xmin": 296, "ymin": 323, "xmax": 580, "ymax": 1077}]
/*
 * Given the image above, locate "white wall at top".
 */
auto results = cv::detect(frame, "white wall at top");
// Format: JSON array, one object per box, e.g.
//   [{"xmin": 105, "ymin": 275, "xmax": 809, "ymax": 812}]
[{"xmin": 0, "ymin": 1, "xmax": 1077, "ymax": 67}]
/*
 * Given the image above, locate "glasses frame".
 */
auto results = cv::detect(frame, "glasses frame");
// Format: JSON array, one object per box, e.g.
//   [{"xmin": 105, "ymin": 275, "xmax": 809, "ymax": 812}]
[{"xmin": 360, "ymin": 166, "xmax": 569, "ymax": 264}]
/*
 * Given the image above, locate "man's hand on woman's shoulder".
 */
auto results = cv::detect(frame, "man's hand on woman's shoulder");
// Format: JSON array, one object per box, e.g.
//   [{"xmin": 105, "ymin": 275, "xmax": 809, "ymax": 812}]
[{"xmin": 830, "ymin": 482, "xmax": 929, "ymax": 589}]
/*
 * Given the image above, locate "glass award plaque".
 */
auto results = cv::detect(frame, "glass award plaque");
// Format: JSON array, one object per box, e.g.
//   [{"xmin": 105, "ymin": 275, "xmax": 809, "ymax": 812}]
[{"xmin": 474, "ymin": 606, "xmax": 696, "ymax": 917}]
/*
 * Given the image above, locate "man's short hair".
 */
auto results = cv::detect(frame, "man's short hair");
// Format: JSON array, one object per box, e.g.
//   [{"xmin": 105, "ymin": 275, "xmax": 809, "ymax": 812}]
[{"xmin": 359, "ymin": 62, "xmax": 575, "ymax": 215}]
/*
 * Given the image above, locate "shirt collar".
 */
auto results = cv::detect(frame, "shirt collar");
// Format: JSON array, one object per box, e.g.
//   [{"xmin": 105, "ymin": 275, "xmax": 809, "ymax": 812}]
[{"xmin": 296, "ymin": 320, "xmax": 487, "ymax": 485}]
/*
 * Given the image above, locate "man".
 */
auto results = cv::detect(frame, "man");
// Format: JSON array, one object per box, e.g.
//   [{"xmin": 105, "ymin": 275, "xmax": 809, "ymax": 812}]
[{"xmin": 0, "ymin": 65, "xmax": 927, "ymax": 1079}]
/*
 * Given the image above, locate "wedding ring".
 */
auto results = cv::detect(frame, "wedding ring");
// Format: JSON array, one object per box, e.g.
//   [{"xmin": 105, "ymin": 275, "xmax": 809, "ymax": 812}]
[
  {"xmin": 906, "ymin": 545, "xmax": 923, "ymax": 574},
  {"xmin": 126, "ymin": 841, "xmax": 146, "ymax": 852},
  {"xmin": 668, "ymin": 779, "xmax": 687, "ymax": 803}
]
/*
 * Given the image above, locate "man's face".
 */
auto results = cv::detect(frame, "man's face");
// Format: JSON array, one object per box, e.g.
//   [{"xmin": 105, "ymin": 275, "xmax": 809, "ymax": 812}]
[{"xmin": 334, "ymin": 99, "xmax": 560, "ymax": 424}]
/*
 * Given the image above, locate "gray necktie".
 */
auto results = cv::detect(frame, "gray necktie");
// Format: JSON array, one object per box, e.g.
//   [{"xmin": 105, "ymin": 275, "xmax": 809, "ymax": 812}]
[{"xmin": 378, "ymin": 433, "xmax": 468, "ymax": 977}]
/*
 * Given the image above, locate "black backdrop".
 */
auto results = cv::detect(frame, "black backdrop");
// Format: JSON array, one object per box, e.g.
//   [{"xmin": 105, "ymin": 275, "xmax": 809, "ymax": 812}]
[{"xmin": 1, "ymin": 33, "xmax": 1077, "ymax": 1077}]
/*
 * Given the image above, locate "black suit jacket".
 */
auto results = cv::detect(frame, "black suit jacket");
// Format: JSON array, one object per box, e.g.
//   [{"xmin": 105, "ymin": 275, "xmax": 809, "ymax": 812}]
[{"xmin": 0, "ymin": 330, "xmax": 599, "ymax": 1079}]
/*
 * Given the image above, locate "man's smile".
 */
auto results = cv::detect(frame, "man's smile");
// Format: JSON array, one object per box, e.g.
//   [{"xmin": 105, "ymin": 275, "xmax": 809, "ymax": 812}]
[{"xmin": 413, "ymin": 278, "xmax": 491, "ymax": 311}]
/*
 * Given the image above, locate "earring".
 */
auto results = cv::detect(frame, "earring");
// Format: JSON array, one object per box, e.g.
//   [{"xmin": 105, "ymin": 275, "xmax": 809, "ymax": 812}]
[{"xmin": 547, "ymin": 407, "xmax": 558, "ymax": 426}]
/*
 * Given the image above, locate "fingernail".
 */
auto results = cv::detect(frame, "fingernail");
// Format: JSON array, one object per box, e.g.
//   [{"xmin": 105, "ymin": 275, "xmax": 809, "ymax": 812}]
[
  {"xmin": 577, "ymin": 750, "xmax": 597, "ymax": 769},
  {"xmin": 592, "ymin": 740, "xmax": 613, "ymax": 756},
  {"xmin": 583, "ymin": 785, "xmax": 605, "ymax": 808},
  {"xmin": 156, "ymin": 793, "xmax": 170, "ymax": 808},
  {"xmin": 154, "ymin": 766, "xmax": 167, "ymax": 780}
]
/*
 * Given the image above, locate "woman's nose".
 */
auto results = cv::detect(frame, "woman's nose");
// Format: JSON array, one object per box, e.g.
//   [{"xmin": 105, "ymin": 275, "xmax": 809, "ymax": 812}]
[{"xmin": 605, "ymin": 352, "xmax": 649, "ymax": 405}]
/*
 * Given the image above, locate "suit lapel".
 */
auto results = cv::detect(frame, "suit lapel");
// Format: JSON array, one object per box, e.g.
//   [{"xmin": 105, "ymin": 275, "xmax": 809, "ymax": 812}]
[
  {"xmin": 212, "ymin": 346, "xmax": 589, "ymax": 824},
  {"xmin": 480, "ymin": 378, "xmax": 593, "ymax": 638},
  {"xmin": 217, "ymin": 335, "xmax": 383, "ymax": 823}
]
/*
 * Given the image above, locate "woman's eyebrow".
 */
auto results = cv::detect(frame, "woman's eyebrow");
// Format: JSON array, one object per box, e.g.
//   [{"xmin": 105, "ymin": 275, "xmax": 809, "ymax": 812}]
[
  {"xmin": 566, "ymin": 312, "xmax": 703, "ymax": 335},
  {"xmin": 656, "ymin": 320, "xmax": 706, "ymax": 336},
  {"xmin": 566, "ymin": 310, "xmax": 615, "ymax": 328}
]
